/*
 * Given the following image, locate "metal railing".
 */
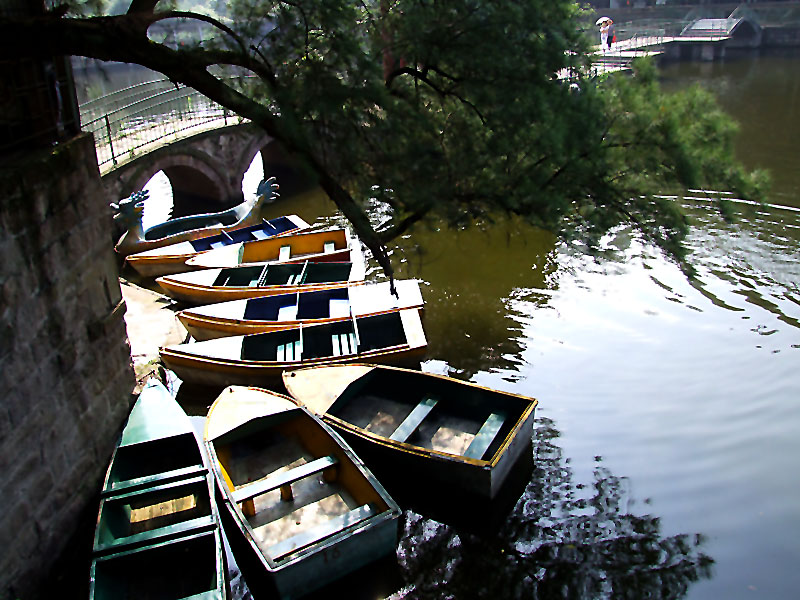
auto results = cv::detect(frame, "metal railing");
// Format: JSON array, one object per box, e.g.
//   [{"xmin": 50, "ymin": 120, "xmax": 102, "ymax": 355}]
[{"xmin": 79, "ymin": 79, "xmax": 245, "ymax": 170}]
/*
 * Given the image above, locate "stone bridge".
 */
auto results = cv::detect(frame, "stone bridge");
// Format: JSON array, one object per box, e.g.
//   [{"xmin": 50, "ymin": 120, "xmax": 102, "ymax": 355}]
[{"xmin": 100, "ymin": 122, "xmax": 309, "ymax": 217}]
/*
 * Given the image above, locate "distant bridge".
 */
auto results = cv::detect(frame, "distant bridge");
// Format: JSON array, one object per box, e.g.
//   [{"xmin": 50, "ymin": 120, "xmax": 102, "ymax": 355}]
[
  {"xmin": 80, "ymin": 80, "xmax": 311, "ymax": 216},
  {"xmin": 589, "ymin": 11, "xmax": 763, "ymax": 74}
]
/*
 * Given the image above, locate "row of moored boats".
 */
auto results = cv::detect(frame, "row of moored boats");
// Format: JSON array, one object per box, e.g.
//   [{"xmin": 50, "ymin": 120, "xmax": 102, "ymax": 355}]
[{"xmin": 92, "ymin": 185, "xmax": 539, "ymax": 598}]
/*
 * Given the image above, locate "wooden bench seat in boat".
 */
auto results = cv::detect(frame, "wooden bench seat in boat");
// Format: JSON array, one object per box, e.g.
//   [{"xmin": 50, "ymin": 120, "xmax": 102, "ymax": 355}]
[
  {"xmin": 389, "ymin": 396, "xmax": 438, "ymax": 443},
  {"xmin": 463, "ymin": 413, "xmax": 506, "ymax": 460},
  {"xmin": 328, "ymin": 298, "xmax": 350, "ymax": 318},
  {"xmin": 277, "ymin": 304, "xmax": 299, "ymax": 321},
  {"xmin": 232, "ymin": 455, "xmax": 339, "ymax": 506},
  {"xmin": 276, "ymin": 340, "xmax": 302, "ymax": 361},
  {"xmin": 102, "ymin": 464, "xmax": 208, "ymax": 497},
  {"xmin": 331, "ymin": 332, "xmax": 357, "ymax": 356},
  {"xmin": 94, "ymin": 474, "xmax": 217, "ymax": 556},
  {"xmin": 268, "ymin": 502, "xmax": 378, "ymax": 562}
]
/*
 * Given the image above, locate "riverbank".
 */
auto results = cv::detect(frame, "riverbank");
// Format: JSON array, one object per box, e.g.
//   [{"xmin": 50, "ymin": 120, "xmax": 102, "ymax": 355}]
[{"xmin": 119, "ymin": 277, "xmax": 187, "ymax": 391}]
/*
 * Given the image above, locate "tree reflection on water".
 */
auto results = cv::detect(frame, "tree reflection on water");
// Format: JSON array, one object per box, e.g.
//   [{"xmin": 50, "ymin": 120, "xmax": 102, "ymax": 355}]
[{"xmin": 392, "ymin": 417, "xmax": 713, "ymax": 599}]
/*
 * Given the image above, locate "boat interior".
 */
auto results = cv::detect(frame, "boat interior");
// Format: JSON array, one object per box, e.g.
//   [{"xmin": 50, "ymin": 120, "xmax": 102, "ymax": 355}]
[
  {"xmin": 189, "ymin": 217, "xmax": 299, "ymax": 252},
  {"xmin": 144, "ymin": 212, "xmax": 237, "ymax": 241},
  {"xmin": 91, "ymin": 529, "xmax": 221, "ymax": 599},
  {"xmin": 95, "ymin": 476, "xmax": 215, "ymax": 553},
  {"xmin": 105, "ymin": 433, "xmax": 206, "ymax": 494},
  {"xmin": 211, "ymin": 409, "xmax": 389, "ymax": 564},
  {"xmin": 242, "ymin": 287, "xmax": 351, "ymax": 322},
  {"xmin": 240, "ymin": 229, "xmax": 347, "ymax": 263},
  {"xmin": 240, "ymin": 312, "xmax": 408, "ymax": 362},
  {"xmin": 212, "ymin": 262, "xmax": 354, "ymax": 289},
  {"xmin": 328, "ymin": 371, "xmax": 527, "ymax": 461}
]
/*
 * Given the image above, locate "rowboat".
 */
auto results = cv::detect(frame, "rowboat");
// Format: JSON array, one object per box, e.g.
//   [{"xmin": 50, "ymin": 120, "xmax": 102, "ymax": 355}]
[
  {"xmin": 184, "ymin": 227, "xmax": 353, "ymax": 271},
  {"xmin": 90, "ymin": 378, "xmax": 226, "ymax": 599},
  {"xmin": 282, "ymin": 364, "xmax": 538, "ymax": 501},
  {"xmin": 113, "ymin": 176, "xmax": 285, "ymax": 257},
  {"xmin": 204, "ymin": 385, "xmax": 400, "ymax": 599},
  {"xmin": 159, "ymin": 308, "xmax": 428, "ymax": 389},
  {"xmin": 177, "ymin": 279, "xmax": 424, "ymax": 340},
  {"xmin": 155, "ymin": 260, "xmax": 366, "ymax": 305},
  {"xmin": 124, "ymin": 214, "xmax": 310, "ymax": 278}
]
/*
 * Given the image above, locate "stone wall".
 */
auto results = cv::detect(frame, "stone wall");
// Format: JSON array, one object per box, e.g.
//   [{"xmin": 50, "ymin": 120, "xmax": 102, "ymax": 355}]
[{"xmin": 0, "ymin": 133, "xmax": 135, "ymax": 599}]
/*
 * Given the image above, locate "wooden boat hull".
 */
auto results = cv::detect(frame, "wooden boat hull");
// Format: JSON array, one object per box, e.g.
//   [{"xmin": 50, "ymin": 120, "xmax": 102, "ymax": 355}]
[
  {"xmin": 125, "ymin": 214, "xmax": 309, "ymax": 278},
  {"xmin": 282, "ymin": 364, "xmax": 538, "ymax": 501},
  {"xmin": 160, "ymin": 308, "xmax": 428, "ymax": 390},
  {"xmin": 204, "ymin": 386, "xmax": 400, "ymax": 599},
  {"xmin": 155, "ymin": 260, "xmax": 366, "ymax": 305},
  {"xmin": 178, "ymin": 279, "xmax": 424, "ymax": 340},
  {"xmin": 186, "ymin": 227, "xmax": 353, "ymax": 270},
  {"xmin": 91, "ymin": 378, "xmax": 227, "ymax": 598}
]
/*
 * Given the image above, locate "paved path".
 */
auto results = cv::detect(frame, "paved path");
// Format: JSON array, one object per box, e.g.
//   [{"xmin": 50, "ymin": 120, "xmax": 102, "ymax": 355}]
[{"xmin": 120, "ymin": 278, "xmax": 188, "ymax": 386}]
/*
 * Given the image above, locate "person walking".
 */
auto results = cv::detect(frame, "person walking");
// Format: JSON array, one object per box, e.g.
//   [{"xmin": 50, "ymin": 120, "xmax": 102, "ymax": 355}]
[
  {"xmin": 599, "ymin": 20, "xmax": 609, "ymax": 51},
  {"xmin": 607, "ymin": 19, "xmax": 615, "ymax": 50}
]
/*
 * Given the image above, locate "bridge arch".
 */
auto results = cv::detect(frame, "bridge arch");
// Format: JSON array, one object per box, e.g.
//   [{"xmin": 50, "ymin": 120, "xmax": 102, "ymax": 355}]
[
  {"xmin": 102, "ymin": 124, "xmax": 274, "ymax": 217},
  {"xmin": 129, "ymin": 153, "xmax": 230, "ymax": 216}
]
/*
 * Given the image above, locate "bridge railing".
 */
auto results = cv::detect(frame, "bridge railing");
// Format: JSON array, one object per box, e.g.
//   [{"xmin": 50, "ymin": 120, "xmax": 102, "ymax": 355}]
[{"xmin": 79, "ymin": 79, "xmax": 245, "ymax": 171}]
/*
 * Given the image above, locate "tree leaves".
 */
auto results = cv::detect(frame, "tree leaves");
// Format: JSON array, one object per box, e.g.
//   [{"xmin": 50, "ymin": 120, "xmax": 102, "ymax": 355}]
[{"xmin": 3, "ymin": 0, "xmax": 767, "ymax": 276}]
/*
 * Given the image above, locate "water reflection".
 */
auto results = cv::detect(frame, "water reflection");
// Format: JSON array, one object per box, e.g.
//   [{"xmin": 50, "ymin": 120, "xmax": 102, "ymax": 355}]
[
  {"xmin": 382, "ymin": 219, "xmax": 561, "ymax": 379},
  {"xmin": 393, "ymin": 418, "xmax": 713, "ymax": 599},
  {"xmin": 681, "ymin": 198, "xmax": 800, "ymax": 337}
]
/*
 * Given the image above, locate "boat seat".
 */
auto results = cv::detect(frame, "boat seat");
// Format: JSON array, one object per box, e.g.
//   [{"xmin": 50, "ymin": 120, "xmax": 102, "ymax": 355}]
[
  {"xmin": 463, "ymin": 413, "xmax": 506, "ymax": 460},
  {"xmin": 286, "ymin": 273, "xmax": 303, "ymax": 285},
  {"xmin": 279, "ymin": 245, "xmax": 291, "ymax": 261},
  {"xmin": 268, "ymin": 503, "xmax": 378, "ymax": 562},
  {"xmin": 277, "ymin": 305, "xmax": 298, "ymax": 321},
  {"xmin": 276, "ymin": 339, "xmax": 302, "ymax": 362},
  {"xmin": 323, "ymin": 241, "xmax": 335, "ymax": 253},
  {"xmin": 328, "ymin": 299, "xmax": 350, "ymax": 318},
  {"xmin": 331, "ymin": 332, "xmax": 357, "ymax": 356},
  {"xmin": 389, "ymin": 396, "xmax": 439, "ymax": 443},
  {"xmin": 232, "ymin": 455, "xmax": 338, "ymax": 507},
  {"xmin": 102, "ymin": 465, "xmax": 208, "ymax": 498},
  {"xmin": 251, "ymin": 229, "xmax": 269, "ymax": 240}
]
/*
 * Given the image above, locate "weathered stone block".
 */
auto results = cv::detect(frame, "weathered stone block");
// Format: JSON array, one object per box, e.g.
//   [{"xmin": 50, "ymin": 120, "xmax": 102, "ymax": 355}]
[{"xmin": 0, "ymin": 132, "xmax": 135, "ymax": 598}]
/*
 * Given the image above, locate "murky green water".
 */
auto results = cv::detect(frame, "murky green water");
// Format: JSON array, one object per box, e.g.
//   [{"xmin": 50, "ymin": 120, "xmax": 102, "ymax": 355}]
[
  {"xmin": 132, "ymin": 48, "xmax": 800, "ymax": 599},
  {"xmin": 251, "ymin": 50, "xmax": 800, "ymax": 600}
]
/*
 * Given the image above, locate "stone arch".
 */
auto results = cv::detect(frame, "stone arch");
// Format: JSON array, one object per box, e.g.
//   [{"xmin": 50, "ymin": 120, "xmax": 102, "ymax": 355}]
[
  {"xmin": 730, "ymin": 20, "xmax": 762, "ymax": 49},
  {"xmin": 127, "ymin": 152, "xmax": 231, "ymax": 217}
]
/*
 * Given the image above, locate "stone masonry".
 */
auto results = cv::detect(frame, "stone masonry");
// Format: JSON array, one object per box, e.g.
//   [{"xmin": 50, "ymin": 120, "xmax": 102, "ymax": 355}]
[{"xmin": 0, "ymin": 133, "xmax": 135, "ymax": 599}]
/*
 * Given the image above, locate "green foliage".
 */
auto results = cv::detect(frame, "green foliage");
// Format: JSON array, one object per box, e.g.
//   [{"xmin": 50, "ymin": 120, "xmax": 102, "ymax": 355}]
[
  {"xmin": 211, "ymin": 1, "xmax": 764, "ymax": 267},
  {"xmin": 39, "ymin": 0, "xmax": 769, "ymax": 271}
]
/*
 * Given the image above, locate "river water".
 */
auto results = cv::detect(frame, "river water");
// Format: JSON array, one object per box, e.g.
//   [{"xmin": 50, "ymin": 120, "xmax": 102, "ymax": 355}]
[{"xmin": 144, "ymin": 49, "xmax": 799, "ymax": 599}]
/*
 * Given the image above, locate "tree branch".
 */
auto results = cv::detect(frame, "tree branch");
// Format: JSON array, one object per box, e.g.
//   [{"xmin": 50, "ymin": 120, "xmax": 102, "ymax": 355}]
[
  {"xmin": 0, "ymin": 11, "xmax": 395, "ymax": 284},
  {"xmin": 127, "ymin": 0, "xmax": 160, "ymax": 14}
]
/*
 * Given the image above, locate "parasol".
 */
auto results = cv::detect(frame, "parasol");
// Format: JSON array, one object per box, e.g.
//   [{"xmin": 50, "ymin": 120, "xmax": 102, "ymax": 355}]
[{"xmin": 596, "ymin": 17, "xmax": 612, "ymax": 25}]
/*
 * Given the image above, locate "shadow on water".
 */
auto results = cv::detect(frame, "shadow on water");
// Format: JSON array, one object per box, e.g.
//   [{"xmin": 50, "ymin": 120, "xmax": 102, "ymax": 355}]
[{"xmin": 391, "ymin": 417, "xmax": 714, "ymax": 600}]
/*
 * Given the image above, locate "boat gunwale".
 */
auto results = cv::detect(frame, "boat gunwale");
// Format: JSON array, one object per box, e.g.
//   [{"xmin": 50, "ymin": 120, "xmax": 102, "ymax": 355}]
[
  {"xmin": 179, "ymin": 307, "xmax": 424, "ymax": 336},
  {"xmin": 283, "ymin": 363, "xmax": 538, "ymax": 468},
  {"xmin": 125, "ymin": 215, "xmax": 308, "ymax": 262},
  {"xmin": 160, "ymin": 342, "xmax": 422, "ymax": 370}
]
